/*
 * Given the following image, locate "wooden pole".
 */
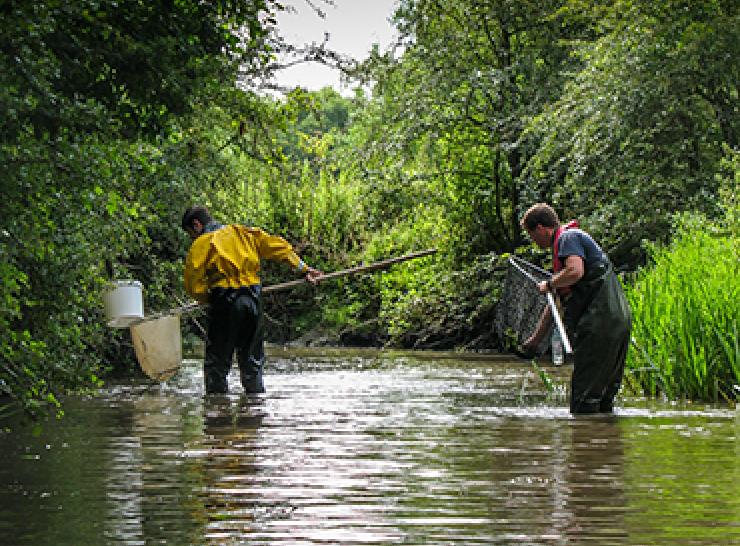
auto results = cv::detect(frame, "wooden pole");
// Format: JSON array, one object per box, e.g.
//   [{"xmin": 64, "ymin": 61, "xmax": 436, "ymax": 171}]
[
  {"xmin": 263, "ymin": 248, "xmax": 437, "ymax": 293},
  {"xmin": 136, "ymin": 249, "xmax": 437, "ymax": 322}
]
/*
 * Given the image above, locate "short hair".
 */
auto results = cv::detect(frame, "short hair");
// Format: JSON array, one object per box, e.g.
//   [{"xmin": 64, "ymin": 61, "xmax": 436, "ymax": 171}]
[
  {"xmin": 520, "ymin": 203, "xmax": 560, "ymax": 230},
  {"xmin": 181, "ymin": 206, "xmax": 212, "ymax": 231}
]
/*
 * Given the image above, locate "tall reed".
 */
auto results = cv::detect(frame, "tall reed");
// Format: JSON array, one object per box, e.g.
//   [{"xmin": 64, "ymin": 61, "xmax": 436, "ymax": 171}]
[{"xmin": 626, "ymin": 215, "xmax": 739, "ymax": 401}]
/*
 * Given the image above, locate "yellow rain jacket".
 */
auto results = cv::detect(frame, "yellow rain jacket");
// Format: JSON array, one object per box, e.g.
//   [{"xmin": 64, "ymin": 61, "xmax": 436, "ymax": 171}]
[{"xmin": 184, "ymin": 224, "xmax": 304, "ymax": 303}]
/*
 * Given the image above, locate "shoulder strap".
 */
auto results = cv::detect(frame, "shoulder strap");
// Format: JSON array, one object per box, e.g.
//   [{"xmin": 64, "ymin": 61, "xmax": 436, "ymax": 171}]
[{"xmin": 552, "ymin": 220, "xmax": 579, "ymax": 295}]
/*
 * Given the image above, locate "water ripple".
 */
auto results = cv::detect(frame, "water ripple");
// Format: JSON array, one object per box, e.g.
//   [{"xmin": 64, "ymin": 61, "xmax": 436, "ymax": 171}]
[{"xmin": 0, "ymin": 350, "xmax": 737, "ymax": 545}]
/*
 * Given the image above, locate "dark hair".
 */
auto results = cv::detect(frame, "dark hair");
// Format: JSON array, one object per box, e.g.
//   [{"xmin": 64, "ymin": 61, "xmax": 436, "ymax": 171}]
[
  {"xmin": 181, "ymin": 206, "xmax": 212, "ymax": 231},
  {"xmin": 520, "ymin": 203, "xmax": 560, "ymax": 230}
]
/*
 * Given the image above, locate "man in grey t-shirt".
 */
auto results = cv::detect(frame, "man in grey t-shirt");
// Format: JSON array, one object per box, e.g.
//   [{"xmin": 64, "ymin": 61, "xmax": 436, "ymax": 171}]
[{"xmin": 520, "ymin": 203, "xmax": 632, "ymax": 414}]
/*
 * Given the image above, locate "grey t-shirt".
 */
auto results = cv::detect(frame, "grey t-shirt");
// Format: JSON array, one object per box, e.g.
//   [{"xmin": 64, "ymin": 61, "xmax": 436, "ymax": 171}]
[{"xmin": 556, "ymin": 228, "xmax": 607, "ymax": 270}]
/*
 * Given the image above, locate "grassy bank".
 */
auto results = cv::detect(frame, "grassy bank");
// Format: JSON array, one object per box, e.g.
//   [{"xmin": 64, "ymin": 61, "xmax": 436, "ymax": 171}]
[{"xmin": 625, "ymin": 214, "xmax": 738, "ymax": 402}]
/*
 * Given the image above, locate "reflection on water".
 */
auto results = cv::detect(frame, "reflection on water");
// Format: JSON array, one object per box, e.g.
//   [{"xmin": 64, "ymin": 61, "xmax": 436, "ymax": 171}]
[{"xmin": 0, "ymin": 348, "xmax": 737, "ymax": 545}]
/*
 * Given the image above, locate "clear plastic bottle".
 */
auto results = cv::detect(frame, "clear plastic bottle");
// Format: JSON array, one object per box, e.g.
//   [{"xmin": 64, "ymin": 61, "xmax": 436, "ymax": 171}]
[{"xmin": 551, "ymin": 328, "xmax": 564, "ymax": 366}]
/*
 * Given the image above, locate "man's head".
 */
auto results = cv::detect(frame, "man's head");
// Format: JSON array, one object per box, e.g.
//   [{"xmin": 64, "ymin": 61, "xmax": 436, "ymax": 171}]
[
  {"xmin": 181, "ymin": 206, "xmax": 212, "ymax": 240},
  {"xmin": 520, "ymin": 203, "xmax": 560, "ymax": 249}
]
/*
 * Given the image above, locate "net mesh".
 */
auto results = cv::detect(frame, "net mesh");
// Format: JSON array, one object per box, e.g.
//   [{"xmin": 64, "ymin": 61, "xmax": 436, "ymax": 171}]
[{"xmin": 494, "ymin": 257, "xmax": 552, "ymax": 355}]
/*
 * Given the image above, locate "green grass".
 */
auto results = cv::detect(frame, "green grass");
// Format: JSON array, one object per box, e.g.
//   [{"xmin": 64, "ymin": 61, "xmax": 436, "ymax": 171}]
[{"xmin": 625, "ymin": 216, "xmax": 739, "ymax": 402}]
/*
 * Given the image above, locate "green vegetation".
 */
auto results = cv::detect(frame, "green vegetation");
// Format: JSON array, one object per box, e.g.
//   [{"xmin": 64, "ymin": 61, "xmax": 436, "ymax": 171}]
[
  {"xmin": 625, "ymin": 157, "xmax": 739, "ymax": 401},
  {"xmin": 1, "ymin": 0, "xmax": 738, "ymax": 418},
  {"xmin": 0, "ymin": 0, "xmax": 288, "ymax": 418}
]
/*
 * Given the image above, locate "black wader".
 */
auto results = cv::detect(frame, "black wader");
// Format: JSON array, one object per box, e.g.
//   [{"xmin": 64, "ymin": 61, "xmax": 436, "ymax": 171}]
[
  {"xmin": 204, "ymin": 286, "xmax": 265, "ymax": 394},
  {"xmin": 564, "ymin": 262, "xmax": 632, "ymax": 414}
]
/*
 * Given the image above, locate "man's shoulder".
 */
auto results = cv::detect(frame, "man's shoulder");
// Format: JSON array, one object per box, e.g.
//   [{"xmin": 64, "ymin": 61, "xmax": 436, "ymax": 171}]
[
  {"xmin": 186, "ymin": 231, "xmax": 215, "ymax": 267},
  {"xmin": 225, "ymin": 224, "xmax": 268, "ymax": 237},
  {"xmin": 558, "ymin": 228, "xmax": 589, "ymax": 254},
  {"xmin": 560, "ymin": 228, "xmax": 604, "ymax": 258},
  {"xmin": 562, "ymin": 226, "xmax": 586, "ymax": 236},
  {"xmin": 560, "ymin": 228, "xmax": 591, "ymax": 243}
]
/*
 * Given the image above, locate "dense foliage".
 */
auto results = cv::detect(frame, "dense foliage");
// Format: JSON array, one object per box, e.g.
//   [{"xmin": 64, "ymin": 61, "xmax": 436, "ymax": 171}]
[
  {"xmin": 335, "ymin": 0, "xmax": 738, "ymax": 353},
  {"xmin": 625, "ymin": 152, "xmax": 739, "ymax": 401},
  {"xmin": 1, "ymin": 0, "xmax": 737, "ymax": 418},
  {"xmin": 0, "ymin": 0, "xmax": 284, "ymax": 417}
]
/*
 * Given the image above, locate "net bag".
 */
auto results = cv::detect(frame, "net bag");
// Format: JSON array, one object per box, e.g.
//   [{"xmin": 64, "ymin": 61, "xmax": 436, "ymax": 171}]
[
  {"xmin": 130, "ymin": 315, "xmax": 182, "ymax": 381},
  {"xmin": 494, "ymin": 256, "xmax": 552, "ymax": 355}
]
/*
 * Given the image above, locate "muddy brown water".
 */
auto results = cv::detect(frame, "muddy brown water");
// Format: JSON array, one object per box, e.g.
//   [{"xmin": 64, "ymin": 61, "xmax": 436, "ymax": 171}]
[{"xmin": 1, "ymin": 347, "xmax": 738, "ymax": 545}]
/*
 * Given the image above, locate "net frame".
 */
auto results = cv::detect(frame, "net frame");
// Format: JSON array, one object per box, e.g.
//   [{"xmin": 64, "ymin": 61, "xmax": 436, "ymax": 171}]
[{"xmin": 494, "ymin": 256, "xmax": 553, "ymax": 355}]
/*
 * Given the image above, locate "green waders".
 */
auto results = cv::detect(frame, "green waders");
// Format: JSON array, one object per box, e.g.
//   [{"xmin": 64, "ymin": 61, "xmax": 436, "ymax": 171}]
[
  {"xmin": 204, "ymin": 286, "xmax": 265, "ymax": 394},
  {"xmin": 564, "ymin": 262, "xmax": 632, "ymax": 414}
]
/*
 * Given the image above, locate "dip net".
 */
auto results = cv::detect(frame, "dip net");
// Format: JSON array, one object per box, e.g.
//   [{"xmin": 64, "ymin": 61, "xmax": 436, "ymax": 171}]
[{"xmin": 494, "ymin": 256, "xmax": 553, "ymax": 355}]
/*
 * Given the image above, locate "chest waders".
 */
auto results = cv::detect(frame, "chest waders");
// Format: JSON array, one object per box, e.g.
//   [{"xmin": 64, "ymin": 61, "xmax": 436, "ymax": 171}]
[
  {"xmin": 564, "ymin": 261, "xmax": 632, "ymax": 414},
  {"xmin": 205, "ymin": 286, "xmax": 265, "ymax": 394}
]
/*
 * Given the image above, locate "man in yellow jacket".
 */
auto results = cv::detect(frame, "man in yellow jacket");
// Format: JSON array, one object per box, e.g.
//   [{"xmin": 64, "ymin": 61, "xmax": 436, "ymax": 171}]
[{"xmin": 182, "ymin": 206, "xmax": 322, "ymax": 394}]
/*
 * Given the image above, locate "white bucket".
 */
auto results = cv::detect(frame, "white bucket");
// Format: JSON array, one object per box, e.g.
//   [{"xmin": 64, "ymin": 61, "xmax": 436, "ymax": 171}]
[{"xmin": 103, "ymin": 280, "xmax": 144, "ymax": 328}]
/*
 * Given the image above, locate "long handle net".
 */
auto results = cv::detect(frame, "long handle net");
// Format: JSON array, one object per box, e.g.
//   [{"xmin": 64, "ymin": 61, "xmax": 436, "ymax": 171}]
[{"xmin": 494, "ymin": 256, "xmax": 553, "ymax": 355}]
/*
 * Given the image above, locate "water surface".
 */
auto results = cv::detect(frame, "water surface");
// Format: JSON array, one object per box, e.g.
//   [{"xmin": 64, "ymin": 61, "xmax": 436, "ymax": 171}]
[{"xmin": 1, "ymin": 348, "xmax": 738, "ymax": 545}]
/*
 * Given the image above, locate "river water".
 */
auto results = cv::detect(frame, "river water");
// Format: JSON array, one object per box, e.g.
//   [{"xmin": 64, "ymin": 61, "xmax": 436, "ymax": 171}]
[{"xmin": 1, "ymin": 348, "xmax": 738, "ymax": 545}]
